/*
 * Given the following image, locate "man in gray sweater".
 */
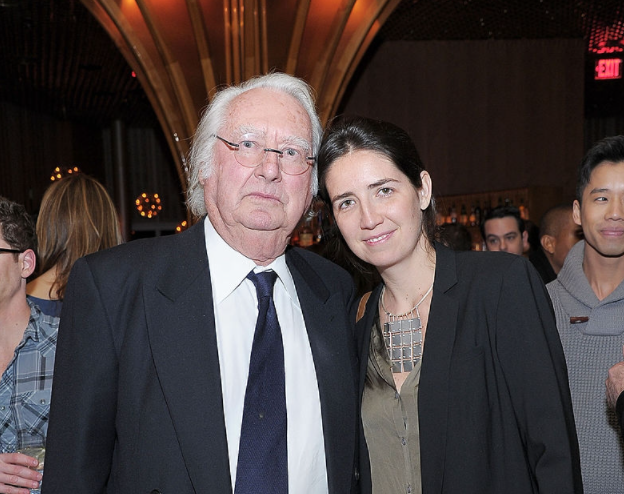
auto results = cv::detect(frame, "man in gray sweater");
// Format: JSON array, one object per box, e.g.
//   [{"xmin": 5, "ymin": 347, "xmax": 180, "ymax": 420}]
[{"xmin": 547, "ymin": 135, "xmax": 624, "ymax": 493}]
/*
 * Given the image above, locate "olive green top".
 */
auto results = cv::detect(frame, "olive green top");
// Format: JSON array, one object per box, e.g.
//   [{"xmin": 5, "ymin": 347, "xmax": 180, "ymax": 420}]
[{"xmin": 362, "ymin": 316, "xmax": 422, "ymax": 494}]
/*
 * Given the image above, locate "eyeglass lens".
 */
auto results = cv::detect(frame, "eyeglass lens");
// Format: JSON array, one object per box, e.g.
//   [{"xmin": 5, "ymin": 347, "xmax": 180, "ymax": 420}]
[{"xmin": 216, "ymin": 135, "xmax": 312, "ymax": 175}]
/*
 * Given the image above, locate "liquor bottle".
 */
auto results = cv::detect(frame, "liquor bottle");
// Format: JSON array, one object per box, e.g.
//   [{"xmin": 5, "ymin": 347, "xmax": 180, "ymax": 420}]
[
  {"xmin": 519, "ymin": 198, "xmax": 529, "ymax": 220},
  {"xmin": 450, "ymin": 204, "xmax": 458, "ymax": 224},
  {"xmin": 315, "ymin": 209, "xmax": 324, "ymax": 243},
  {"xmin": 460, "ymin": 204, "xmax": 468, "ymax": 226},
  {"xmin": 474, "ymin": 201, "xmax": 482, "ymax": 226},
  {"xmin": 436, "ymin": 209, "xmax": 446, "ymax": 226},
  {"xmin": 469, "ymin": 204, "xmax": 476, "ymax": 227},
  {"xmin": 483, "ymin": 199, "xmax": 491, "ymax": 219},
  {"xmin": 298, "ymin": 214, "xmax": 314, "ymax": 247}
]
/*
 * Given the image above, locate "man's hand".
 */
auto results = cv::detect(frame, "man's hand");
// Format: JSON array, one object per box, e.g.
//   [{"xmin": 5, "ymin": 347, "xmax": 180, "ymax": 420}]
[
  {"xmin": 0, "ymin": 452, "xmax": 42, "ymax": 494},
  {"xmin": 606, "ymin": 346, "xmax": 624, "ymax": 409}
]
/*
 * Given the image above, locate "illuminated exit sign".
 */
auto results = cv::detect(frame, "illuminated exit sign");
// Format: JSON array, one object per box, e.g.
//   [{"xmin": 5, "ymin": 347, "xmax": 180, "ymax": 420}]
[{"xmin": 595, "ymin": 58, "xmax": 622, "ymax": 80}]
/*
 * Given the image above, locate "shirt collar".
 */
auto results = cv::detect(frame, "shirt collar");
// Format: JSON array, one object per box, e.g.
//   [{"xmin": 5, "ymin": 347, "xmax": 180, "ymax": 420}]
[
  {"xmin": 558, "ymin": 239, "xmax": 624, "ymax": 306},
  {"xmin": 204, "ymin": 218, "xmax": 299, "ymax": 306},
  {"xmin": 23, "ymin": 299, "xmax": 44, "ymax": 343}
]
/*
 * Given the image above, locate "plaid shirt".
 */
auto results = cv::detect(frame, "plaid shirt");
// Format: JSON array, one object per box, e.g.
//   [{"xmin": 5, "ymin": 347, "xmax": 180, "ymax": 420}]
[{"xmin": 0, "ymin": 300, "xmax": 59, "ymax": 452}]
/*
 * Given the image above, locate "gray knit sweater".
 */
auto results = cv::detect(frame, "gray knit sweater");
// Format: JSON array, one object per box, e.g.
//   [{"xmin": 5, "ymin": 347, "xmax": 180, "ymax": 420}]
[{"xmin": 547, "ymin": 241, "xmax": 624, "ymax": 494}]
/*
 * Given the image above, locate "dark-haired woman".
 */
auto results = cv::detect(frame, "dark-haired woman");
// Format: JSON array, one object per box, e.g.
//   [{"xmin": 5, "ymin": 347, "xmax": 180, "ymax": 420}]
[{"xmin": 318, "ymin": 116, "xmax": 582, "ymax": 494}]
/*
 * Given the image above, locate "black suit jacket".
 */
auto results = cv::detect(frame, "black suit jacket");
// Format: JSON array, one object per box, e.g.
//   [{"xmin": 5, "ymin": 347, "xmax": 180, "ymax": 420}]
[
  {"xmin": 617, "ymin": 392, "xmax": 624, "ymax": 440},
  {"xmin": 357, "ymin": 243, "xmax": 582, "ymax": 494},
  {"xmin": 42, "ymin": 220, "xmax": 360, "ymax": 494}
]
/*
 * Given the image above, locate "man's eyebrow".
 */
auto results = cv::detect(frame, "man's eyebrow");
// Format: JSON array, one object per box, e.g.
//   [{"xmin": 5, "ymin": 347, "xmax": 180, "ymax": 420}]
[
  {"xmin": 281, "ymin": 136, "xmax": 311, "ymax": 150},
  {"xmin": 589, "ymin": 187, "xmax": 610, "ymax": 194},
  {"xmin": 234, "ymin": 127, "xmax": 310, "ymax": 150},
  {"xmin": 236, "ymin": 125, "xmax": 263, "ymax": 137}
]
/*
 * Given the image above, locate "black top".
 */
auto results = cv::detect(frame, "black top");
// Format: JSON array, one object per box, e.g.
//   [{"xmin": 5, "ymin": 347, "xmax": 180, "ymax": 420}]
[
  {"xmin": 617, "ymin": 391, "xmax": 624, "ymax": 438},
  {"xmin": 529, "ymin": 247, "xmax": 557, "ymax": 284}
]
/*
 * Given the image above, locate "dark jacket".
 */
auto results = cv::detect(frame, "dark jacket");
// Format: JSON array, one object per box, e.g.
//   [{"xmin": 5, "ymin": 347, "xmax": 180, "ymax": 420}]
[
  {"xmin": 357, "ymin": 243, "xmax": 582, "ymax": 494},
  {"xmin": 42, "ymin": 220, "xmax": 360, "ymax": 494},
  {"xmin": 529, "ymin": 247, "xmax": 557, "ymax": 284}
]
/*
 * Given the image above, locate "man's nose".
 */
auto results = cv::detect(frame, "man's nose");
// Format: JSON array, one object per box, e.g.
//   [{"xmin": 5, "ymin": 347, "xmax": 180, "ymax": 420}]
[
  {"xmin": 606, "ymin": 199, "xmax": 624, "ymax": 220},
  {"xmin": 255, "ymin": 149, "xmax": 282, "ymax": 179}
]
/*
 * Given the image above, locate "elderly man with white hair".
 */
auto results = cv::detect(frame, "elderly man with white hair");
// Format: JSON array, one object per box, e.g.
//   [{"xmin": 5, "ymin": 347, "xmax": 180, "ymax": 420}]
[{"xmin": 42, "ymin": 73, "xmax": 361, "ymax": 494}]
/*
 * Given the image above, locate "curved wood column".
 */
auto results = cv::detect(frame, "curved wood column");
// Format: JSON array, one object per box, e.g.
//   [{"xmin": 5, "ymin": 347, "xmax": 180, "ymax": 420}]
[{"xmin": 80, "ymin": 0, "xmax": 400, "ymax": 192}]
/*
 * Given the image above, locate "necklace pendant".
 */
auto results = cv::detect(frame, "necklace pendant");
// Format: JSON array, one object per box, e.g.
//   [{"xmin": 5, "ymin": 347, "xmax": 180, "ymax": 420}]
[{"xmin": 383, "ymin": 317, "xmax": 423, "ymax": 373}]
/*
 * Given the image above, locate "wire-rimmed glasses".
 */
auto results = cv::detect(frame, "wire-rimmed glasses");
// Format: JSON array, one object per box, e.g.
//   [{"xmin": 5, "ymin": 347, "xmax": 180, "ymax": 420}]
[
  {"xmin": 0, "ymin": 248, "xmax": 22, "ymax": 254},
  {"xmin": 214, "ymin": 134, "xmax": 315, "ymax": 176}
]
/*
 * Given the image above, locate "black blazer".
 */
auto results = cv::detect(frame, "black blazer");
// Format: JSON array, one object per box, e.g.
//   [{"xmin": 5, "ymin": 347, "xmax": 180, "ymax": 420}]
[
  {"xmin": 617, "ymin": 392, "xmax": 624, "ymax": 441},
  {"xmin": 42, "ymin": 220, "xmax": 360, "ymax": 494},
  {"xmin": 357, "ymin": 243, "xmax": 582, "ymax": 494}
]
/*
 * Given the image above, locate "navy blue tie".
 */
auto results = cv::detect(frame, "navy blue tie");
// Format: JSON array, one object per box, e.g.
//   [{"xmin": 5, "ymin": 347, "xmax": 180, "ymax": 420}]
[{"xmin": 235, "ymin": 270, "xmax": 288, "ymax": 494}]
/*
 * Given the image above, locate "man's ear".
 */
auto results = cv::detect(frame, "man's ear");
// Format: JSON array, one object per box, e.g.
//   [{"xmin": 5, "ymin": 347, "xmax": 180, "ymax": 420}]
[
  {"xmin": 573, "ymin": 200, "xmax": 582, "ymax": 227},
  {"xmin": 541, "ymin": 234, "xmax": 556, "ymax": 255},
  {"xmin": 20, "ymin": 249, "xmax": 36, "ymax": 279},
  {"xmin": 522, "ymin": 230, "xmax": 530, "ymax": 253}
]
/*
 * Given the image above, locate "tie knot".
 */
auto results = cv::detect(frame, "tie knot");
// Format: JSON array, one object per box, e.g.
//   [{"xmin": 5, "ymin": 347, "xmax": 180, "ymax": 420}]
[{"xmin": 247, "ymin": 270, "xmax": 278, "ymax": 299}]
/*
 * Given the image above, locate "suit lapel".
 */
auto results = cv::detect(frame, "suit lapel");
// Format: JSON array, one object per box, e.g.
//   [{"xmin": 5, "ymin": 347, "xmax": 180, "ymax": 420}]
[
  {"xmin": 144, "ymin": 221, "xmax": 232, "ymax": 493},
  {"xmin": 286, "ymin": 249, "xmax": 357, "ymax": 494},
  {"xmin": 419, "ymin": 243, "xmax": 459, "ymax": 493}
]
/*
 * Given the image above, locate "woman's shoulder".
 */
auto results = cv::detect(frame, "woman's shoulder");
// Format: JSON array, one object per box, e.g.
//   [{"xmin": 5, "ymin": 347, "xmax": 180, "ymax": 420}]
[
  {"xmin": 450, "ymin": 249, "xmax": 526, "ymax": 273},
  {"xmin": 447, "ymin": 249, "xmax": 538, "ymax": 291}
]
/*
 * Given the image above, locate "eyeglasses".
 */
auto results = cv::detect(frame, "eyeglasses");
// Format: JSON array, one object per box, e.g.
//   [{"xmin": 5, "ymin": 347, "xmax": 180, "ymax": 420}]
[
  {"xmin": 0, "ymin": 248, "xmax": 22, "ymax": 254},
  {"xmin": 214, "ymin": 134, "xmax": 315, "ymax": 176}
]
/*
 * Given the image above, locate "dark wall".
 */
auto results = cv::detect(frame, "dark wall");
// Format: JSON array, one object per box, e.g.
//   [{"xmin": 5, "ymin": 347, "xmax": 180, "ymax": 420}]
[
  {"xmin": 0, "ymin": 100, "xmax": 106, "ymax": 212},
  {"xmin": 340, "ymin": 39, "xmax": 585, "ymax": 202},
  {"xmin": 0, "ymin": 100, "xmax": 185, "ymax": 232}
]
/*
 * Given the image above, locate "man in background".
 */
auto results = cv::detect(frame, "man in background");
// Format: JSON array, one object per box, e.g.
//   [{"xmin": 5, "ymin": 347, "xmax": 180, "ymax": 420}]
[
  {"xmin": 42, "ymin": 73, "xmax": 361, "ymax": 494},
  {"xmin": 529, "ymin": 203, "xmax": 583, "ymax": 284},
  {"xmin": 547, "ymin": 135, "xmax": 624, "ymax": 493},
  {"xmin": 481, "ymin": 205, "xmax": 528, "ymax": 255},
  {"xmin": 0, "ymin": 197, "xmax": 59, "ymax": 494}
]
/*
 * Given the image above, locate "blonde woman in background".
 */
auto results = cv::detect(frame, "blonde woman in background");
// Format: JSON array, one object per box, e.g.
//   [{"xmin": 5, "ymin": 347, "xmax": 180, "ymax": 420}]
[{"xmin": 27, "ymin": 173, "xmax": 123, "ymax": 317}]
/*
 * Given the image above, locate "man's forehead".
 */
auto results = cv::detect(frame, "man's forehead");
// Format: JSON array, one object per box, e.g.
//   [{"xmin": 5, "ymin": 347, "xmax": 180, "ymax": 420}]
[
  {"xmin": 225, "ymin": 88, "xmax": 311, "ymax": 133},
  {"xmin": 485, "ymin": 217, "xmax": 520, "ymax": 234},
  {"xmin": 587, "ymin": 160, "xmax": 624, "ymax": 185}
]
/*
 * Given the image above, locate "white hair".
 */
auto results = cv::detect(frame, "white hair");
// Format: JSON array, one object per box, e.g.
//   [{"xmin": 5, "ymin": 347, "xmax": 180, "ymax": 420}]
[{"xmin": 186, "ymin": 73, "xmax": 322, "ymax": 217}]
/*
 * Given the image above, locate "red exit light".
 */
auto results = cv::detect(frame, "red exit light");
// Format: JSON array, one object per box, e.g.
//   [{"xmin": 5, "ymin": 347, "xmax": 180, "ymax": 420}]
[{"xmin": 595, "ymin": 59, "xmax": 622, "ymax": 80}]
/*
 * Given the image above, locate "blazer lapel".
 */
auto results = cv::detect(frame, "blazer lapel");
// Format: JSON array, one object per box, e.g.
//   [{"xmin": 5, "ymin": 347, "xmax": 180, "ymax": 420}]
[
  {"xmin": 286, "ymin": 249, "xmax": 358, "ymax": 494},
  {"xmin": 419, "ymin": 243, "xmax": 459, "ymax": 493},
  {"xmin": 144, "ymin": 221, "xmax": 232, "ymax": 493}
]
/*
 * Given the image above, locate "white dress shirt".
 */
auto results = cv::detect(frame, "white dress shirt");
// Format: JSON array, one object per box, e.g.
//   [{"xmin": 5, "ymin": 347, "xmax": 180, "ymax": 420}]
[{"xmin": 204, "ymin": 219, "xmax": 328, "ymax": 493}]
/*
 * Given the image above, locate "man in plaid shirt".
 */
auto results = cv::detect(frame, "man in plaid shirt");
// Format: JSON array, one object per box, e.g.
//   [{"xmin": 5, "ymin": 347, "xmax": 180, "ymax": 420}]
[{"xmin": 0, "ymin": 196, "xmax": 59, "ymax": 494}]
